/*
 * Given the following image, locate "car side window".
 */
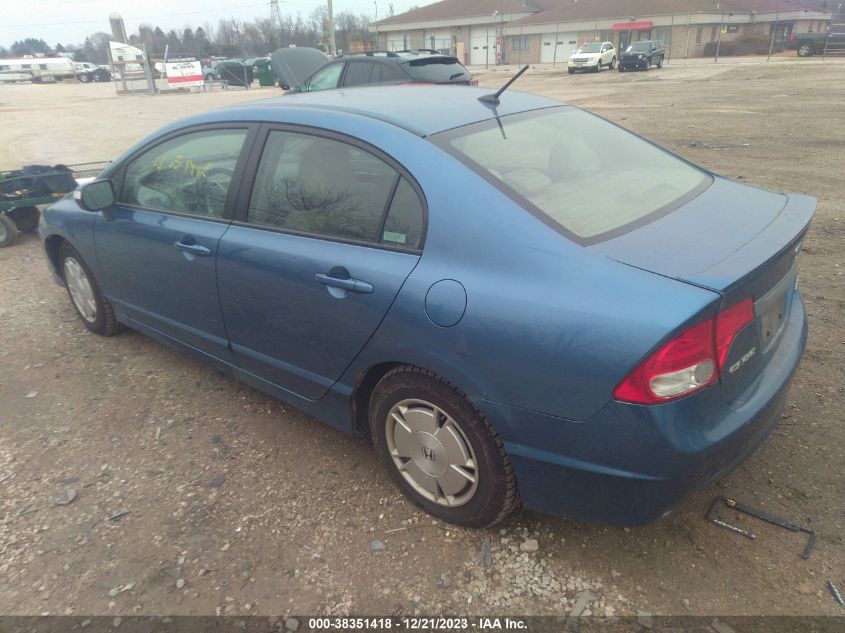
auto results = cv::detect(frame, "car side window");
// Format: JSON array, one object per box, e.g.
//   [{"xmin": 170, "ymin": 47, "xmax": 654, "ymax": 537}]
[
  {"xmin": 344, "ymin": 61, "xmax": 375, "ymax": 86},
  {"xmin": 306, "ymin": 62, "xmax": 343, "ymax": 91},
  {"xmin": 119, "ymin": 129, "xmax": 247, "ymax": 218},
  {"xmin": 380, "ymin": 63, "xmax": 407, "ymax": 84},
  {"xmin": 248, "ymin": 130, "xmax": 421, "ymax": 246},
  {"xmin": 382, "ymin": 178, "xmax": 424, "ymax": 249}
]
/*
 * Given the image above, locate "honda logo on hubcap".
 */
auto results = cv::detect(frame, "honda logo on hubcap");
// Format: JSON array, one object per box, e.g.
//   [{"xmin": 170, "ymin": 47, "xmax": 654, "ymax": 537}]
[{"xmin": 421, "ymin": 446, "xmax": 435, "ymax": 461}]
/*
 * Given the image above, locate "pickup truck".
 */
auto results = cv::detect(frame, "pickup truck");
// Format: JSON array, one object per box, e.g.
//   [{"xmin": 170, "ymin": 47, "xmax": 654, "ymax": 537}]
[{"xmin": 788, "ymin": 26, "xmax": 845, "ymax": 56}]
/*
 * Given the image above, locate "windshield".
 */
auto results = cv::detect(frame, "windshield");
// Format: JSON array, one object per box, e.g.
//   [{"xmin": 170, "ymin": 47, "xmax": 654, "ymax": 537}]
[
  {"xmin": 433, "ymin": 107, "xmax": 710, "ymax": 243},
  {"xmin": 627, "ymin": 43, "xmax": 652, "ymax": 52},
  {"xmin": 402, "ymin": 57, "xmax": 468, "ymax": 83},
  {"xmin": 578, "ymin": 44, "xmax": 602, "ymax": 53}
]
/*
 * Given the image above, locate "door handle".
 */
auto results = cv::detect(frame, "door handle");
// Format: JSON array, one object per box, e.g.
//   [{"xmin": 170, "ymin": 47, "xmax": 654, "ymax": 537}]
[
  {"xmin": 175, "ymin": 241, "xmax": 211, "ymax": 257},
  {"xmin": 315, "ymin": 273, "xmax": 373, "ymax": 294}
]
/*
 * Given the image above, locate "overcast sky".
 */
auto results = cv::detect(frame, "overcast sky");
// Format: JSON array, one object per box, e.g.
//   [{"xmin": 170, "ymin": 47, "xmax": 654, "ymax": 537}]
[{"xmin": 1, "ymin": 0, "xmax": 422, "ymax": 49}]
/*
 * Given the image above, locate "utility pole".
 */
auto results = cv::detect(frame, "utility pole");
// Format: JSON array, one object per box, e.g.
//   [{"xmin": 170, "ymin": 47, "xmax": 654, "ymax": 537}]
[
  {"xmin": 327, "ymin": 0, "xmax": 337, "ymax": 55},
  {"xmin": 767, "ymin": 8, "xmax": 780, "ymax": 61}
]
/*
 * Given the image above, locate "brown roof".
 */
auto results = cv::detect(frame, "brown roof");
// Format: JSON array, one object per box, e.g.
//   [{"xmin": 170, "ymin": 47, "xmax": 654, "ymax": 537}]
[
  {"xmin": 375, "ymin": 0, "xmax": 831, "ymax": 28},
  {"xmin": 511, "ymin": 0, "xmax": 831, "ymax": 25},
  {"xmin": 374, "ymin": 0, "xmax": 547, "ymax": 26}
]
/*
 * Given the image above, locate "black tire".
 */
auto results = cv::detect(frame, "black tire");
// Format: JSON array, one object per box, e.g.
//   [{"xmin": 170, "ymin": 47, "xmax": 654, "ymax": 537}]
[
  {"xmin": 369, "ymin": 366, "xmax": 519, "ymax": 528},
  {"xmin": 609, "ymin": 56, "xmax": 616, "ymax": 70},
  {"xmin": 0, "ymin": 214, "xmax": 18, "ymax": 248},
  {"xmin": 8, "ymin": 206, "xmax": 39, "ymax": 233},
  {"xmin": 618, "ymin": 66, "xmax": 624, "ymax": 72},
  {"xmin": 657, "ymin": 56, "xmax": 664, "ymax": 69},
  {"xmin": 797, "ymin": 43, "xmax": 813, "ymax": 57},
  {"xmin": 58, "ymin": 242, "xmax": 123, "ymax": 336},
  {"xmin": 568, "ymin": 68, "xmax": 574, "ymax": 75},
  {"xmin": 78, "ymin": 73, "xmax": 91, "ymax": 83}
]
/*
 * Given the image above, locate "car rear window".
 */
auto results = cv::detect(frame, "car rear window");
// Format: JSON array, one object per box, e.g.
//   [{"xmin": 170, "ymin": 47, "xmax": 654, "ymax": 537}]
[
  {"xmin": 401, "ymin": 57, "xmax": 469, "ymax": 83},
  {"xmin": 433, "ymin": 107, "xmax": 710, "ymax": 243}
]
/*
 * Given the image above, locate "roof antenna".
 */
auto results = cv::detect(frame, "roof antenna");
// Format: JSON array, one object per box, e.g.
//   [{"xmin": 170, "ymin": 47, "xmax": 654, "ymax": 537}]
[{"xmin": 478, "ymin": 65, "xmax": 529, "ymax": 105}]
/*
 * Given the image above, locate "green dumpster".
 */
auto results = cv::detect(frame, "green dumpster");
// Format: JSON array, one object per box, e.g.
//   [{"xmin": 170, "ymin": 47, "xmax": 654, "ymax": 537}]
[{"xmin": 253, "ymin": 59, "xmax": 275, "ymax": 87}]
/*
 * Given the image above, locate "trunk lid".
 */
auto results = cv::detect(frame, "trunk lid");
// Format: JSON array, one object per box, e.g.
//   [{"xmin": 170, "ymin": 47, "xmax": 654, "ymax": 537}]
[{"xmin": 591, "ymin": 176, "xmax": 815, "ymax": 391}]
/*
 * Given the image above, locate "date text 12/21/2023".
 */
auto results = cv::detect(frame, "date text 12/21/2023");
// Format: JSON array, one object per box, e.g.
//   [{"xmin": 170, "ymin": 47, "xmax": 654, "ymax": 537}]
[{"xmin": 308, "ymin": 617, "xmax": 528, "ymax": 630}]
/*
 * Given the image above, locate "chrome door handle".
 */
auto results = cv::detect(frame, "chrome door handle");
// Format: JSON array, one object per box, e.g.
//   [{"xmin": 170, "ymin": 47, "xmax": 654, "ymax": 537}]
[{"xmin": 175, "ymin": 241, "xmax": 211, "ymax": 257}]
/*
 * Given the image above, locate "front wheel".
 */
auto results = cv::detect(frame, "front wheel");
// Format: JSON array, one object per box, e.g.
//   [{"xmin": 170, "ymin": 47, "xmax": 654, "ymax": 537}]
[
  {"xmin": 59, "ymin": 243, "xmax": 123, "ymax": 336},
  {"xmin": 78, "ymin": 73, "xmax": 91, "ymax": 83},
  {"xmin": 369, "ymin": 366, "xmax": 519, "ymax": 528},
  {"xmin": 797, "ymin": 43, "xmax": 813, "ymax": 57},
  {"xmin": 568, "ymin": 68, "xmax": 574, "ymax": 74},
  {"xmin": 0, "ymin": 215, "xmax": 18, "ymax": 247}
]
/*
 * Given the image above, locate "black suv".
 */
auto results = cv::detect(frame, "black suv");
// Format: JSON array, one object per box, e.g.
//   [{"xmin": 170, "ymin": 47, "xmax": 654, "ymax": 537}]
[
  {"xmin": 618, "ymin": 40, "xmax": 665, "ymax": 71},
  {"xmin": 271, "ymin": 48, "xmax": 475, "ymax": 92}
]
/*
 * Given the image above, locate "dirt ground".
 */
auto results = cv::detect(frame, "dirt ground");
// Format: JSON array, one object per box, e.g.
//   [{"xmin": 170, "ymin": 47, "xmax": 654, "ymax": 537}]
[{"xmin": 0, "ymin": 60, "xmax": 843, "ymax": 620}]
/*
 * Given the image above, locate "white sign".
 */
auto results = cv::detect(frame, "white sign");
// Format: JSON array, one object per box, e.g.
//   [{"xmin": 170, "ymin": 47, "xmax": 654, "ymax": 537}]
[{"xmin": 165, "ymin": 61, "xmax": 203, "ymax": 87}]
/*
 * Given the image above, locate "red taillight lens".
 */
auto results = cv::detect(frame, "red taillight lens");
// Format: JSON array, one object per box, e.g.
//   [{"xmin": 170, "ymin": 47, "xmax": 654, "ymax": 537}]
[
  {"xmin": 789, "ymin": 34, "xmax": 796, "ymax": 41},
  {"xmin": 715, "ymin": 297, "xmax": 754, "ymax": 371},
  {"xmin": 613, "ymin": 298, "xmax": 754, "ymax": 405}
]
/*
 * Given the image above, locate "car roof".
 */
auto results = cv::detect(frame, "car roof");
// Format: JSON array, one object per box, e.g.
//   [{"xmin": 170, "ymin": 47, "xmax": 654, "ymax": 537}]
[{"xmin": 222, "ymin": 85, "xmax": 564, "ymax": 137}]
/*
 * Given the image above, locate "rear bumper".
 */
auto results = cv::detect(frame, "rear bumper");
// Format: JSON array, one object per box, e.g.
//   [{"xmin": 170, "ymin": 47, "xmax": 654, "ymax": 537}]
[{"xmin": 473, "ymin": 293, "xmax": 808, "ymax": 525}]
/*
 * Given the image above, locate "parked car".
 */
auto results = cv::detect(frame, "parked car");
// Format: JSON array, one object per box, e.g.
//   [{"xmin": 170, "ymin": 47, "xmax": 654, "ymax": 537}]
[
  {"xmin": 272, "ymin": 48, "xmax": 476, "ymax": 92},
  {"xmin": 787, "ymin": 26, "xmax": 845, "ymax": 56},
  {"xmin": 567, "ymin": 41, "xmax": 616, "ymax": 73},
  {"xmin": 618, "ymin": 40, "xmax": 665, "ymax": 71},
  {"xmin": 40, "ymin": 86, "xmax": 814, "ymax": 528},
  {"xmin": 74, "ymin": 62, "xmax": 111, "ymax": 83}
]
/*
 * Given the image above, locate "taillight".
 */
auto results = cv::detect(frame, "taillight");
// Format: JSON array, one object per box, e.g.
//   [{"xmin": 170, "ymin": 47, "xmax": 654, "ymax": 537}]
[
  {"xmin": 789, "ymin": 34, "xmax": 796, "ymax": 41},
  {"xmin": 613, "ymin": 298, "xmax": 754, "ymax": 405},
  {"xmin": 470, "ymin": 79, "xmax": 479, "ymax": 86},
  {"xmin": 715, "ymin": 297, "xmax": 754, "ymax": 372}
]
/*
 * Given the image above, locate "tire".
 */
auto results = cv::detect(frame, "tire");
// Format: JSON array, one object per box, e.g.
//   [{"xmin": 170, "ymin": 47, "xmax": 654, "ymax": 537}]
[
  {"xmin": 369, "ymin": 366, "xmax": 519, "ymax": 528},
  {"xmin": 0, "ymin": 214, "xmax": 18, "ymax": 248},
  {"xmin": 618, "ymin": 66, "xmax": 624, "ymax": 72},
  {"xmin": 657, "ymin": 56, "xmax": 664, "ymax": 68},
  {"xmin": 8, "ymin": 206, "xmax": 39, "ymax": 233},
  {"xmin": 59, "ymin": 242, "xmax": 123, "ymax": 336},
  {"xmin": 594, "ymin": 62, "xmax": 601, "ymax": 72},
  {"xmin": 78, "ymin": 73, "xmax": 91, "ymax": 83},
  {"xmin": 568, "ymin": 68, "xmax": 574, "ymax": 74},
  {"xmin": 797, "ymin": 43, "xmax": 813, "ymax": 57},
  {"xmin": 609, "ymin": 56, "xmax": 616, "ymax": 70}
]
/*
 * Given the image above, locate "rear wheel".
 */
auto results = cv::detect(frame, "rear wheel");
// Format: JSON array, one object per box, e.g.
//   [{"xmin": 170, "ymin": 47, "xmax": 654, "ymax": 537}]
[
  {"xmin": 797, "ymin": 43, "xmax": 813, "ymax": 57},
  {"xmin": 657, "ymin": 56, "xmax": 664, "ymax": 68},
  {"xmin": 59, "ymin": 243, "xmax": 123, "ymax": 336},
  {"xmin": 0, "ymin": 215, "xmax": 18, "ymax": 248},
  {"xmin": 8, "ymin": 206, "xmax": 39, "ymax": 233},
  {"xmin": 369, "ymin": 366, "xmax": 519, "ymax": 528},
  {"xmin": 609, "ymin": 56, "xmax": 616, "ymax": 70},
  {"xmin": 78, "ymin": 72, "xmax": 91, "ymax": 83}
]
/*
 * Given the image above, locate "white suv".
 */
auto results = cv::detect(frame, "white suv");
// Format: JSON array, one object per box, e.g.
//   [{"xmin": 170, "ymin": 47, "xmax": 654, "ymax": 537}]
[{"xmin": 568, "ymin": 41, "xmax": 616, "ymax": 74}]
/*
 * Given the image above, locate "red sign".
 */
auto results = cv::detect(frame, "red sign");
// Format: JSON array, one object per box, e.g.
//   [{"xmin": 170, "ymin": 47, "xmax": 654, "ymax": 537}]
[{"xmin": 611, "ymin": 21, "xmax": 653, "ymax": 31}]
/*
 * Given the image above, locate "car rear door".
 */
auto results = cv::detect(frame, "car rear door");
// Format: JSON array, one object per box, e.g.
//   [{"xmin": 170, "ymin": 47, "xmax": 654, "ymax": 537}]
[
  {"xmin": 216, "ymin": 126, "xmax": 426, "ymax": 399},
  {"xmin": 95, "ymin": 125, "xmax": 256, "ymax": 360}
]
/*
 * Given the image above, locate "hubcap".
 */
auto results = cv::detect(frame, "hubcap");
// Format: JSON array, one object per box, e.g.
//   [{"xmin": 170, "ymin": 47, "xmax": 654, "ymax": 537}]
[
  {"xmin": 0, "ymin": 221, "xmax": 7, "ymax": 241},
  {"xmin": 385, "ymin": 399, "xmax": 479, "ymax": 507},
  {"xmin": 63, "ymin": 257, "xmax": 97, "ymax": 323}
]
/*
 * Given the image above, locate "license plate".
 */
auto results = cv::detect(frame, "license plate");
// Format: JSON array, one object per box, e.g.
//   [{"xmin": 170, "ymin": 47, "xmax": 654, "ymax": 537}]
[{"xmin": 759, "ymin": 293, "xmax": 787, "ymax": 350}]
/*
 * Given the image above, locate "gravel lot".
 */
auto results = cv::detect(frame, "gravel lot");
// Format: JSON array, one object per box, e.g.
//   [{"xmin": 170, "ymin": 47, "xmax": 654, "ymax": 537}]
[{"xmin": 0, "ymin": 60, "xmax": 843, "ymax": 619}]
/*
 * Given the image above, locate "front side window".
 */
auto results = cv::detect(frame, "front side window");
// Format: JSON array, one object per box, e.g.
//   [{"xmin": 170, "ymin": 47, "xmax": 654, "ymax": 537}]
[
  {"xmin": 119, "ymin": 129, "xmax": 247, "ymax": 218},
  {"xmin": 434, "ymin": 107, "xmax": 709, "ymax": 243},
  {"xmin": 305, "ymin": 63, "xmax": 343, "ymax": 91},
  {"xmin": 247, "ymin": 130, "xmax": 423, "ymax": 248}
]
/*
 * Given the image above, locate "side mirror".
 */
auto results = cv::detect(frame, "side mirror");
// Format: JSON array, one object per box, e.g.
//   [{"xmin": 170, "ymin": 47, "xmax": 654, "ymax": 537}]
[{"xmin": 74, "ymin": 179, "xmax": 115, "ymax": 211}]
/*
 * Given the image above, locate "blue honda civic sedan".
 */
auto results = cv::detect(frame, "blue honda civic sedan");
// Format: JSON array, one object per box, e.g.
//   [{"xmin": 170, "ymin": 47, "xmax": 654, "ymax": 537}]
[{"xmin": 40, "ymin": 86, "xmax": 813, "ymax": 527}]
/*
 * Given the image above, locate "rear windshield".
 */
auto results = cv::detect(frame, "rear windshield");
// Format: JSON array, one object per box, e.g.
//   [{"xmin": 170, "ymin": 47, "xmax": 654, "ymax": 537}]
[
  {"xmin": 578, "ymin": 44, "xmax": 602, "ymax": 53},
  {"xmin": 433, "ymin": 107, "xmax": 710, "ymax": 243},
  {"xmin": 401, "ymin": 57, "xmax": 469, "ymax": 83}
]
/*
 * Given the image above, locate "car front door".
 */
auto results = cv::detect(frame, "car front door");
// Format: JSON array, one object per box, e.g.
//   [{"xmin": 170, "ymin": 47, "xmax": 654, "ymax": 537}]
[
  {"xmin": 217, "ymin": 127, "xmax": 426, "ymax": 399},
  {"xmin": 95, "ymin": 125, "xmax": 254, "ymax": 360}
]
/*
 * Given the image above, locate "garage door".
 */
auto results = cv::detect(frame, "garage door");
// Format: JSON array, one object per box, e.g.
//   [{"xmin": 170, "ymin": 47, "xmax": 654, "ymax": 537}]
[
  {"xmin": 540, "ymin": 32, "xmax": 578, "ymax": 63},
  {"xmin": 386, "ymin": 33, "xmax": 408, "ymax": 52},
  {"xmin": 470, "ymin": 26, "xmax": 496, "ymax": 66},
  {"xmin": 426, "ymin": 31, "xmax": 453, "ymax": 54}
]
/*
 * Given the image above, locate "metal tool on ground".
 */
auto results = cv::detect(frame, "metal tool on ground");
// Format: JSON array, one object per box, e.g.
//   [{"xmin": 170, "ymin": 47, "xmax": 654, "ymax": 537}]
[
  {"xmin": 706, "ymin": 495, "xmax": 817, "ymax": 559},
  {"xmin": 828, "ymin": 580, "xmax": 845, "ymax": 607}
]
